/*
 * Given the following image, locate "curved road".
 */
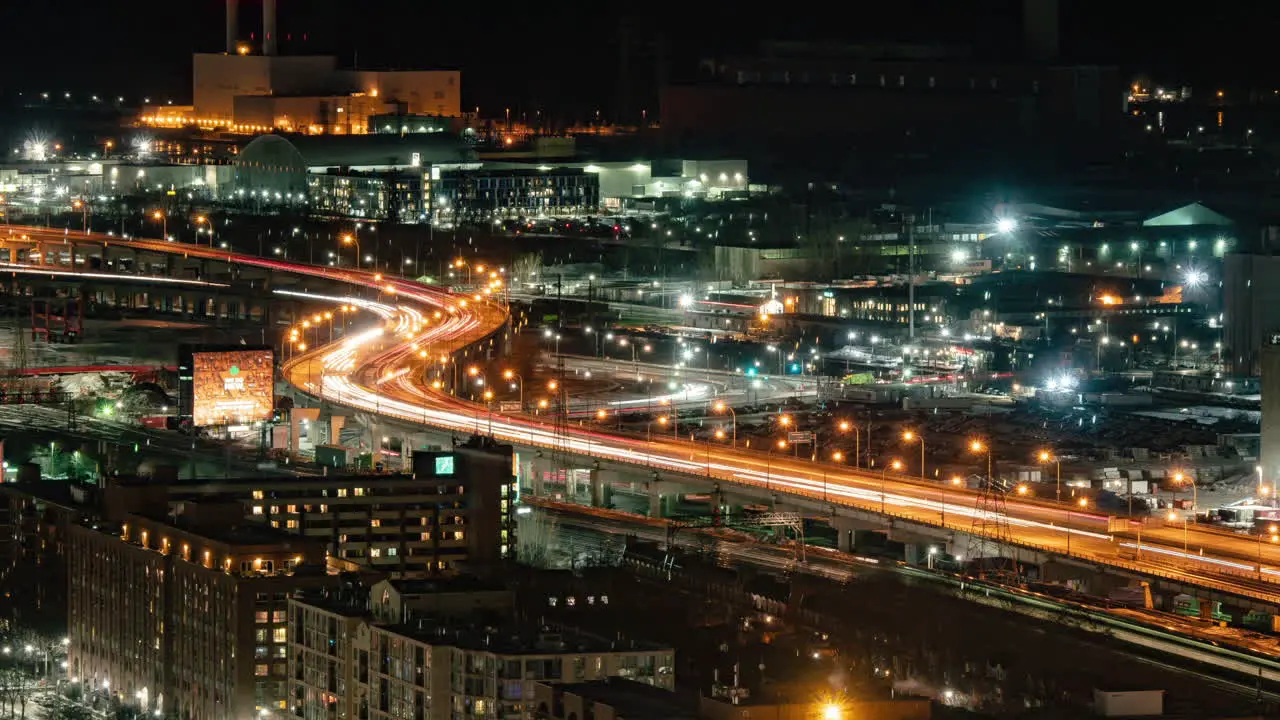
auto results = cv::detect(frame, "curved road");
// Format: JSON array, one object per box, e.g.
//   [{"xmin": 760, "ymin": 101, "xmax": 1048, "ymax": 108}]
[{"xmin": 10, "ymin": 225, "xmax": 1280, "ymax": 605}]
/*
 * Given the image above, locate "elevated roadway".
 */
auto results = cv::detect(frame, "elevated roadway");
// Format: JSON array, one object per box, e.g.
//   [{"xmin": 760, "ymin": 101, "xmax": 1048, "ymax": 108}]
[{"xmin": 8, "ymin": 224, "xmax": 1280, "ymax": 609}]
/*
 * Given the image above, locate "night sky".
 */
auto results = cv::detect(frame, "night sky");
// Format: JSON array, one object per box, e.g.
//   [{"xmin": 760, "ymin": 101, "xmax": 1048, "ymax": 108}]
[{"xmin": 3, "ymin": 1, "xmax": 1277, "ymax": 115}]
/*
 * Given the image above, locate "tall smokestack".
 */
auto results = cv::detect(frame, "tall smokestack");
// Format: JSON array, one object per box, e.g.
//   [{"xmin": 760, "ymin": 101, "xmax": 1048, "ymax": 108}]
[
  {"xmin": 226, "ymin": 0, "xmax": 239, "ymax": 54},
  {"xmin": 263, "ymin": 0, "xmax": 278, "ymax": 55},
  {"xmin": 1023, "ymin": 0, "xmax": 1059, "ymax": 62}
]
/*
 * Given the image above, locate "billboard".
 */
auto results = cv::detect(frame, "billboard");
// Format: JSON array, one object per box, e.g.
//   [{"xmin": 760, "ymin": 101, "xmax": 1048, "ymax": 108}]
[{"xmin": 191, "ymin": 349, "xmax": 274, "ymax": 426}]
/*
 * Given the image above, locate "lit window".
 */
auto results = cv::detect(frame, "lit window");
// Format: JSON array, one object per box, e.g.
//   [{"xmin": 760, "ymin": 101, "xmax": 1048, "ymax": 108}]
[
  {"xmin": 252, "ymin": 506, "xmax": 263, "ymax": 515},
  {"xmin": 369, "ymin": 548, "xmax": 382, "ymax": 558}
]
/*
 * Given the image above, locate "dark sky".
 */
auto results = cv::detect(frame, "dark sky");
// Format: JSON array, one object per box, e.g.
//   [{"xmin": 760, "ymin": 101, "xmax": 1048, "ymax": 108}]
[{"xmin": 3, "ymin": 1, "xmax": 1277, "ymax": 115}]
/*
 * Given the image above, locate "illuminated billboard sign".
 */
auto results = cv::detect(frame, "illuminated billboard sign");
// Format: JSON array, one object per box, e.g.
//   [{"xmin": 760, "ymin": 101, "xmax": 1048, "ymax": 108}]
[{"xmin": 191, "ymin": 349, "xmax": 274, "ymax": 427}]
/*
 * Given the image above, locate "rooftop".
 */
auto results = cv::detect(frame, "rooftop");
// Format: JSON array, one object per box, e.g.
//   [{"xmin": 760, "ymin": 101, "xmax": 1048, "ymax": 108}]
[
  {"xmin": 294, "ymin": 583, "xmax": 373, "ymax": 618},
  {"xmin": 554, "ymin": 679, "xmax": 696, "ymax": 720},
  {"xmin": 134, "ymin": 510, "xmax": 306, "ymax": 548},
  {"xmin": 386, "ymin": 622, "xmax": 670, "ymax": 656},
  {"xmin": 386, "ymin": 575, "xmax": 507, "ymax": 596}
]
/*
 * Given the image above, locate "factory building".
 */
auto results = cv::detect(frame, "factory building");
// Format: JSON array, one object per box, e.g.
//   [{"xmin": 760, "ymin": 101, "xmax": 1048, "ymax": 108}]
[{"xmin": 146, "ymin": 0, "xmax": 461, "ymax": 133}]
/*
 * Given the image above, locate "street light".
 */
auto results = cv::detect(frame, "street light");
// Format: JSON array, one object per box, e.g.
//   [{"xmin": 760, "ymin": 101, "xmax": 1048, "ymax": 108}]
[
  {"xmin": 503, "ymin": 369, "xmax": 523, "ymax": 409},
  {"xmin": 712, "ymin": 400, "xmax": 736, "ymax": 447},
  {"xmin": 880, "ymin": 459, "xmax": 904, "ymax": 514},
  {"xmin": 824, "ymin": 450, "xmax": 845, "ymax": 502},
  {"xmin": 1067, "ymin": 497, "xmax": 1088, "ymax": 556},
  {"xmin": 1172, "ymin": 470, "xmax": 1197, "ymax": 519},
  {"xmin": 1258, "ymin": 524, "xmax": 1279, "ymax": 579},
  {"xmin": 969, "ymin": 439, "xmax": 993, "ymax": 487},
  {"xmin": 342, "ymin": 233, "xmax": 360, "ymax": 269},
  {"xmin": 943, "ymin": 475, "xmax": 963, "ymax": 527},
  {"xmin": 151, "ymin": 209, "xmax": 167, "ymax": 239},
  {"xmin": 902, "ymin": 430, "xmax": 925, "ymax": 479},
  {"xmin": 766, "ymin": 439, "xmax": 788, "ymax": 491},
  {"xmin": 837, "ymin": 419, "xmax": 860, "ymax": 468},
  {"xmin": 194, "ymin": 214, "xmax": 212, "ymax": 246},
  {"xmin": 1037, "ymin": 449, "xmax": 1061, "ymax": 502}
]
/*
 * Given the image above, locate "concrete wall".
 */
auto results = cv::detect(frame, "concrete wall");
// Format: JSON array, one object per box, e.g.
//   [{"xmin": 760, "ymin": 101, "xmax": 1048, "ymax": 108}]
[
  {"xmin": 1261, "ymin": 343, "xmax": 1280, "ymax": 484},
  {"xmin": 1224, "ymin": 253, "xmax": 1280, "ymax": 376},
  {"xmin": 348, "ymin": 70, "xmax": 462, "ymax": 117},
  {"xmin": 193, "ymin": 54, "xmax": 340, "ymax": 119}
]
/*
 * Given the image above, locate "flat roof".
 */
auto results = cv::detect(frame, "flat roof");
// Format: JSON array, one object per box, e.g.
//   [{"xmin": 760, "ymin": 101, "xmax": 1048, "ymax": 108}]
[
  {"xmin": 555, "ymin": 679, "xmax": 695, "ymax": 720},
  {"xmin": 385, "ymin": 623, "xmax": 671, "ymax": 656},
  {"xmin": 385, "ymin": 575, "xmax": 508, "ymax": 596},
  {"xmin": 139, "ymin": 512, "xmax": 302, "ymax": 547}
]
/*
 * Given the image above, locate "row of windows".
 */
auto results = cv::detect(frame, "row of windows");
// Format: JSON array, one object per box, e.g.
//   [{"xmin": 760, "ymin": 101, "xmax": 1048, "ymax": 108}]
[{"xmin": 734, "ymin": 70, "xmax": 1038, "ymax": 93}]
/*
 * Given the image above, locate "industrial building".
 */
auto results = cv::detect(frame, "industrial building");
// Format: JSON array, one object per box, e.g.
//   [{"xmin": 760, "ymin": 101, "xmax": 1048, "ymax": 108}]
[
  {"xmin": 145, "ymin": 0, "xmax": 461, "ymax": 134},
  {"xmin": 232, "ymin": 133, "xmax": 750, "ymax": 221},
  {"xmin": 66, "ymin": 500, "xmax": 337, "ymax": 720},
  {"xmin": 660, "ymin": 1, "xmax": 1121, "ymax": 149}
]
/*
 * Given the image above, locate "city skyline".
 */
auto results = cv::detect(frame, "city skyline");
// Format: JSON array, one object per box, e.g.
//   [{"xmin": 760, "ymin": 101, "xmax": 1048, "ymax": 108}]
[{"xmin": 6, "ymin": 1, "xmax": 1280, "ymax": 115}]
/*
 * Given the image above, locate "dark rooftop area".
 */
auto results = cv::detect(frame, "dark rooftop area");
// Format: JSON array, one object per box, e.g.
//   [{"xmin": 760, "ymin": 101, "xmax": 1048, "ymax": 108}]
[
  {"xmin": 386, "ymin": 621, "xmax": 671, "ymax": 656},
  {"xmin": 387, "ymin": 575, "xmax": 507, "ymax": 595},
  {"xmin": 553, "ymin": 678, "xmax": 696, "ymax": 720}
]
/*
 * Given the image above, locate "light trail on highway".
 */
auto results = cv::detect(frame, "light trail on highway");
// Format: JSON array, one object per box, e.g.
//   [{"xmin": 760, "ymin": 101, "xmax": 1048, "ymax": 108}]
[{"xmin": 8, "ymin": 224, "xmax": 1280, "ymax": 605}]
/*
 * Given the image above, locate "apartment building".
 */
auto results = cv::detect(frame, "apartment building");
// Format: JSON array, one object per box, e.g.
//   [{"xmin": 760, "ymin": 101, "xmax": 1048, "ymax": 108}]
[
  {"xmin": 289, "ymin": 591, "xmax": 674, "ymax": 720},
  {"xmin": 0, "ymin": 481, "xmax": 91, "ymax": 633},
  {"xmin": 144, "ymin": 441, "xmax": 518, "ymax": 577},
  {"xmin": 67, "ymin": 500, "xmax": 338, "ymax": 720}
]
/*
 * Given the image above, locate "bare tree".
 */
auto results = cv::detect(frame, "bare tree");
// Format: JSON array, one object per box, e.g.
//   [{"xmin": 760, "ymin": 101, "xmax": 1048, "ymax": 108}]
[
  {"xmin": 0, "ymin": 666, "xmax": 33, "ymax": 720},
  {"xmin": 511, "ymin": 252, "xmax": 543, "ymax": 290}
]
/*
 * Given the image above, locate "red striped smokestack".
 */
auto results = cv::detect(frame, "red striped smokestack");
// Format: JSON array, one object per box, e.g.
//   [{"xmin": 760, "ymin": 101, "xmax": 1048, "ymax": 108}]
[
  {"xmin": 226, "ymin": 0, "xmax": 239, "ymax": 54},
  {"xmin": 264, "ymin": 0, "xmax": 278, "ymax": 56}
]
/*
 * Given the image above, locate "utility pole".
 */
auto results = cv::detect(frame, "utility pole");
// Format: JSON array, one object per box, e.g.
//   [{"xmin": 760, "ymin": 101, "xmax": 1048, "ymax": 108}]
[{"xmin": 906, "ymin": 213, "xmax": 916, "ymax": 341}]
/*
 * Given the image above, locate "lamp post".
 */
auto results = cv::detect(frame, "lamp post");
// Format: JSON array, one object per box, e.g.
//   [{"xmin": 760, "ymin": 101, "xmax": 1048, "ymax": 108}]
[
  {"xmin": 902, "ymin": 430, "xmax": 925, "ymax": 480},
  {"xmin": 826, "ymin": 450, "xmax": 845, "ymax": 503},
  {"xmin": 151, "ymin": 210, "xmax": 166, "ymax": 239},
  {"xmin": 483, "ymin": 389, "xmax": 495, "ymax": 436},
  {"xmin": 342, "ymin": 233, "xmax": 361, "ymax": 269},
  {"xmin": 503, "ymin": 369, "xmax": 524, "ymax": 409},
  {"xmin": 1258, "ymin": 524, "xmax": 1279, "ymax": 579},
  {"xmin": 71, "ymin": 199, "xmax": 88, "ymax": 233},
  {"xmin": 837, "ymin": 420, "xmax": 860, "ymax": 468},
  {"xmin": 969, "ymin": 439, "xmax": 993, "ymax": 487},
  {"xmin": 1172, "ymin": 470, "xmax": 1198, "ymax": 519},
  {"xmin": 944, "ymin": 476, "xmax": 963, "ymax": 527},
  {"xmin": 194, "ymin": 214, "xmax": 212, "ymax": 246},
  {"xmin": 880, "ymin": 459, "xmax": 904, "ymax": 514},
  {"xmin": 766, "ymin": 439, "xmax": 787, "ymax": 491},
  {"xmin": 777, "ymin": 414, "xmax": 794, "ymax": 455},
  {"xmin": 648, "ymin": 415, "xmax": 675, "ymax": 443},
  {"xmin": 1068, "ymin": 497, "xmax": 1087, "ymax": 556},
  {"xmin": 1168, "ymin": 510, "xmax": 1189, "ymax": 554},
  {"xmin": 712, "ymin": 401, "xmax": 736, "ymax": 447},
  {"xmin": 1038, "ymin": 449, "xmax": 1061, "ymax": 502}
]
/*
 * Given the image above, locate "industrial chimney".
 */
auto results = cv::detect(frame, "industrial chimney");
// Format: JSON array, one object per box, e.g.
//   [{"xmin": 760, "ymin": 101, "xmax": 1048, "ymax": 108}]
[
  {"xmin": 226, "ymin": 0, "xmax": 239, "ymax": 54},
  {"xmin": 263, "ymin": 0, "xmax": 278, "ymax": 55},
  {"xmin": 1023, "ymin": 0, "xmax": 1059, "ymax": 62}
]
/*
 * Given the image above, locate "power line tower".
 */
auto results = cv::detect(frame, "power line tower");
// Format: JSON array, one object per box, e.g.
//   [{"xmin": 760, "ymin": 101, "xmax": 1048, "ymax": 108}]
[
  {"xmin": 966, "ymin": 473, "xmax": 1018, "ymax": 584},
  {"xmin": 6, "ymin": 279, "xmax": 28, "ymax": 400}
]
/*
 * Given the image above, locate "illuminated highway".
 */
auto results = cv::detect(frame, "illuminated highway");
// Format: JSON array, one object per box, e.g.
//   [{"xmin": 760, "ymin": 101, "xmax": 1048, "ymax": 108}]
[{"xmin": 9, "ymin": 224, "xmax": 1280, "ymax": 604}]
